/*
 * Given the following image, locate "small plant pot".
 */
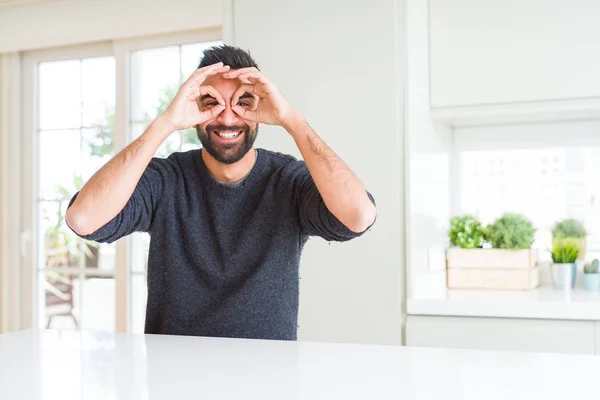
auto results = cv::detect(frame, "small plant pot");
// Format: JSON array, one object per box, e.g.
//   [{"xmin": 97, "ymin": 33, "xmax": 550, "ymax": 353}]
[
  {"xmin": 583, "ymin": 273, "xmax": 600, "ymax": 291},
  {"xmin": 551, "ymin": 263, "xmax": 577, "ymax": 289}
]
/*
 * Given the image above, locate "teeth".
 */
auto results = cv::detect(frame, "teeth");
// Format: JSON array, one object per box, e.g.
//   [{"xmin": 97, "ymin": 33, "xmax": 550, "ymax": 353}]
[{"xmin": 216, "ymin": 131, "xmax": 240, "ymax": 139}]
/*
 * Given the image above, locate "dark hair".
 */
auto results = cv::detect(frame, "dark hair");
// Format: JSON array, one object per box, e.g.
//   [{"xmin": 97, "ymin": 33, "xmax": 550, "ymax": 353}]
[{"xmin": 197, "ymin": 44, "xmax": 259, "ymax": 70}]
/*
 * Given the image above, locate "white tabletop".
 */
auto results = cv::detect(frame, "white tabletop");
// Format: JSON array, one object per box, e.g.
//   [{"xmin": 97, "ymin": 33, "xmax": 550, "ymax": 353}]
[{"xmin": 1, "ymin": 329, "xmax": 599, "ymax": 399}]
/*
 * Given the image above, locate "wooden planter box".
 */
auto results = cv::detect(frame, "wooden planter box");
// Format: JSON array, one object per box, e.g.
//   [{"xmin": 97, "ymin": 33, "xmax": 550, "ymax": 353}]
[{"xmin": 446, "ymin": 248, "xmax": 540, "ymax": 290}]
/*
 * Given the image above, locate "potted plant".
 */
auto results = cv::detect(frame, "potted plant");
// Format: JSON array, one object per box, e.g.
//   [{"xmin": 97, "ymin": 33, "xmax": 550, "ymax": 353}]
[
  {"xmin": 446, "ymin": 213, "xmax": 539, "ymax": 290},
  {"xmin": 485, "ymin": 213, "xmax": 536, "ymax": 250},
  {"xmin": 551, "ymin": 218, "xmax": 587, "ymax": 260},
  {"xmin": 550, "ymin": 238, "xmax": 580, "ymax": 290},
  {"xmin": 582, "ymin": 259, "xmax": 600, "ymax": 291},
  {"xmin": 448, "ymin": 214, "xmax": 486, "ymax": 249}
]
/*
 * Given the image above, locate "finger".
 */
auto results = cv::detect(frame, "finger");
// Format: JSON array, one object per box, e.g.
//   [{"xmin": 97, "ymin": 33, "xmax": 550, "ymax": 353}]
[
  {"xmin": 203, "ymin": 104, "xmax": 226, "ymax": 120},
  {"xmin": 237, "ymin": 71, "xmax": 267, "ymax": 81},
  {"xmin": 198, "ymin": 85, "xmax": 225, "ymax": 105},
  {"xmin": 190, "ymin": 65, "xmax": 231, "ymax": 87},
  {"xmin": 231, "ymin": 84, "xmax": 256, "ymax": 106},
  {"xmin": 234, "ymin": 72, "xmax": 274, "ymax": 94},
  {"xmin": 222, "ymin": 67, "xmax": 259, "ymax": 79},
  {"xmin": 186, "ymin": 62, "xmax": 223, "ymax": 81},
  {"xmin": 232, "ymin": 105, "xmax": 258, "ymax": 122},
  {"xmin": 185, "ymin": 63, "xmax": 229, "ymax": 86}
]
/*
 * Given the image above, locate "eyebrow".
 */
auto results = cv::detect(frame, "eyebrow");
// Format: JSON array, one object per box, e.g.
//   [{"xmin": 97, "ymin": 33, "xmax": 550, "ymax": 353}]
[
  {"xmin": 238, "ymin": 92, "xmax": 256, "ymax": 100},
  {"xmin": 200, "ymin": 94, "xmax": 217, "ymax": 101}
]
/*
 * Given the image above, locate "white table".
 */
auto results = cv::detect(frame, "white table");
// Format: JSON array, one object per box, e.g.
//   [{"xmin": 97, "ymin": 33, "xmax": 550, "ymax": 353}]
[{"xmin": 1, "ymin": 329, "xmax": 599, "ymax": 399}]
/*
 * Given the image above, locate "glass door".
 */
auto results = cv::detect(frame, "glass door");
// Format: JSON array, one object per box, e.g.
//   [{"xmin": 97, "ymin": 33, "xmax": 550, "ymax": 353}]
[
  {"xmin": 21, "ymin": 30, "xmax": 222, "ymax": 333},
  {"xmin": 33, "ymin": 52, "xmax": 118, "ymax": 331},
  {"xmin": 127, "ymin": 39, "xmax": 222, "ymax": 332}
]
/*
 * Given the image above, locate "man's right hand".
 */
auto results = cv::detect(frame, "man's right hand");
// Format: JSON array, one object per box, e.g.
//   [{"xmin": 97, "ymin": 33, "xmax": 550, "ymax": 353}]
[{"xmin": 160, "ymin": 62, "xmax": 230, "ymax": 131}]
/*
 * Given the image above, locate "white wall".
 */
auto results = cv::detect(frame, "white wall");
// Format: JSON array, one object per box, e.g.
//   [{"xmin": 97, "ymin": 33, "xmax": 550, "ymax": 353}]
[
  {"xmin": 0, "ymin": 0, "xmax": 222, "ymax": 53},
  {"xmin": 0, "ymin": 54, "xmax": 21, "ymax": 333},
  {"xmin": 429, "ymin": 0, "xmax": 600, "ymax": 108},
  {"xmin": 229, "ymin": 0, "xmax": 405, "ymax": 345},
  {"xmin": 405, "ymin": 0, "xmax": 451, "ymax": 297}
]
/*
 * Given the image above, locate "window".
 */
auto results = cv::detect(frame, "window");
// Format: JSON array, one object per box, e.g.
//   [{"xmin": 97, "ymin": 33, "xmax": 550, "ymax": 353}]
[
  {"xmin": 458, "ymin": 146, "xmax": 600, "ymax": 261},
  {"xmin": 127, "ymin": 39, "xmax": 222, "ymax": 333},
  {"xmin": 36, "ymin": 56, "xmax": 117, "ymax": 332},
  {"xmin": 130, "ymin": 41, "xmax": 222, "ymax": 157},
  {"xmin": 22, "ymin": 30, "xmax": 222, "ymax": 333}
]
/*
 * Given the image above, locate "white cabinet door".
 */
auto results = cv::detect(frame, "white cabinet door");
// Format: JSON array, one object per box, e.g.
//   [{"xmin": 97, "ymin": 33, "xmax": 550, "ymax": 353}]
[
  {"xmin": 429, "ymin": 0, "xmax": 600, "ymax": 108},
  {"xmin": 406, "ymin": 316, "xmax": 596, "ymax": 355}
]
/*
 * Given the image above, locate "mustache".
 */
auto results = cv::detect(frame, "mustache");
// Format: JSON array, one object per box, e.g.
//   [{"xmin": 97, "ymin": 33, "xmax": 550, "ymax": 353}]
[{"xmin": 205, "ymin": 124, "xmax": 249, "ymax": 132}]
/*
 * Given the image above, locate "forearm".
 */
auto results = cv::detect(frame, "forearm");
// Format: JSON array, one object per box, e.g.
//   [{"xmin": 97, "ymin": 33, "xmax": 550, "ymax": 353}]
[
  {"xmin": 284, "ymin": 113, "xmax": 376, "ymax": 233},
  {"xmin": 66, "ymin": 117, "xmax": 174, "ymax": 235}
]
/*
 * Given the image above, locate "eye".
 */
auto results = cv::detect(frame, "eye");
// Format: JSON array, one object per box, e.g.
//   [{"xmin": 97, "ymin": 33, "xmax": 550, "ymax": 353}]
[
  {"xmin": 199, "ymin": 101, "xmax": 218, "ymax": 110},
  {"xmin": 239, "ymin": 100, "xmax": 252, "ymax": 107}
]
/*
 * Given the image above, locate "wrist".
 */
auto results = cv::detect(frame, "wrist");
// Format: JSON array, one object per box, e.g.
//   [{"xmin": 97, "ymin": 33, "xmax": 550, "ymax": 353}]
[
  {"xmin": 281, "ymin": 109, "xmax": 306, "ymax": 135},
  {"xmin": 152, "ymin": 115, "xmax": 178, "ymax": 139}
]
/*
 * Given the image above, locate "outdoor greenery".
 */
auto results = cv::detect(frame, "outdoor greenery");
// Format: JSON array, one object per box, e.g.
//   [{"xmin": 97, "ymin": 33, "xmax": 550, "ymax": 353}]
[
  {"xmin": 44, "ymin": 175, "xmax": 97, "ymax": 268},
  {"xmin": 45, "ymin": 82, "xmax": 192, "ymax": 266},
  {"xmin": 550, "ymin": 239, "xmax": 580, "ymax": 264},
  {"xmin": 448, "ymin": 215, "xmax": 486, "ymax": 249}
]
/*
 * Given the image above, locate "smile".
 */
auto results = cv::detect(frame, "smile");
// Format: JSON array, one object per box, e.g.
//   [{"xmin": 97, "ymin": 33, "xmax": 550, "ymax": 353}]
[{"xmin": 214, "ymin": 130, "xmax": 243, "ymax": 139}]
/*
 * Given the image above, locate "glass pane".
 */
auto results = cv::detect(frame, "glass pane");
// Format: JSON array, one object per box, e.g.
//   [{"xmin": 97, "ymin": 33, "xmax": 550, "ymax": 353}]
[
  {"xmin": 459, "ymin": 146, "xmax": 600, "ymax": 259},
  {"xmin": 39, "ymin": 60, "xmax": 81, "ymax": 130},
  {"xmin": 81, "ymin": 127, "xmax": 114, "ymax": 181},
  {"xmin": 131, "ymin": 232, "xmax": 150, "ymax": 273},
  {"xmin": 82, "ymin": 57, "xmax": 115, "ymax": 127},
  {"xmin": 40, "ymin": 200, "xmax": 79, "ymax": 269},
  {"xmin": 130, "ymin": 122, "xmax": 186, "ymax": 157},
  {"xmin": 39, "ymin": 129, "xmax": 81, "ymax": 200},
  {"xmin": 180, "ymin": 41, "xmax": 223, "ymax": 79},
  {"xmin": 95, "ymin": 243, "xmax": 116, "ymax": 273},
  {"xmin": 80, "ymin": 277, "xmax": 116, "ymax": 332},
  {"xmin": 42, "ymin": 272, "xmax": 80, "ymax": 330},
  {"xmin": 130, "ymin": 46, "xmax": 180, "ymax": 122},
  {"xmin": 156, "ymin": 132, "xmax": 182, "ymax": 158},
  {"xmin": 130, "ymin": 121, "xmax": 150, "ymax": 141},
  {"xmin": 180, "ymin": 127, "xmax": 200, "ymax": 152},
  {"xmin": 131, "ymin": 274, "xmax": 147, "ymax": 334}
]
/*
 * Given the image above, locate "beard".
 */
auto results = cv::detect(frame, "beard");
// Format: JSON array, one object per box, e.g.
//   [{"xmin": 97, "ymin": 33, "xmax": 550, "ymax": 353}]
[{"xmin": 196, "ymin": 122, "xmax": 258, "ymax": 165}]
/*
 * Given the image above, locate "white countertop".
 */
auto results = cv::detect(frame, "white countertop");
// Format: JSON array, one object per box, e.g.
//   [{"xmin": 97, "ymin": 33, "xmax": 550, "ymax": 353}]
[
  {"xmin": 1, "ymin": 329, "xmax": 600, "ymax": 399},
  {"xmin": 408, "ymin": 286, "xmax": 600, "ymax": 320}
]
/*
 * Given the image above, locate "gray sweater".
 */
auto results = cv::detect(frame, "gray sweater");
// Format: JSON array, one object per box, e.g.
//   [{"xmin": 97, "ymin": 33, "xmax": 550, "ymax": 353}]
[{"xmin": 68, "ymin": 148, "xmax": 375, "ymax": 340}]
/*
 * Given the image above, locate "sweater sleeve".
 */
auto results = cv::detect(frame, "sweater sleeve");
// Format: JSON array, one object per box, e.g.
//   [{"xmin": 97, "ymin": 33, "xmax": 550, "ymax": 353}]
[
  {"xmin": 294, "ymin": 161, "xmax": 376, "ymax": 242},
  {"xmin": 66, "ymin": 157, "xmax": 174, "ymax": 244}
]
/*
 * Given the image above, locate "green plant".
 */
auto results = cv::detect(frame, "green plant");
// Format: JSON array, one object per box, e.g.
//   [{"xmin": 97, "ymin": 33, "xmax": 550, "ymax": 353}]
[
  {"xmin": 550, "ymin": 239, "xmax": 580, "ymax": 264},
  {"xmin": 448, "ymin": 215, "xmax": 485, "ymax": 249},
  {"xmin": 485, "ymin": 213, "xmax": 536, "ymax": 249},
  {"xmin": 583, "ymin": 259, "xmax": 600, "ymax": 274},
  {"xmin": 44, "ymin": 174, "xmax": 97, "ymax": 267},
  {"xmin": 551, "ymin": 218, "xmax": 587, "ymax": 239}
]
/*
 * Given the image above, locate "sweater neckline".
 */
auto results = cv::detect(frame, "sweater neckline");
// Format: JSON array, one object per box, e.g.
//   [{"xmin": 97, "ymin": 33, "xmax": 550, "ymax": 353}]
[{"xmin": 196, "ymin": 148, "xmax": 265, "ymax": 194}]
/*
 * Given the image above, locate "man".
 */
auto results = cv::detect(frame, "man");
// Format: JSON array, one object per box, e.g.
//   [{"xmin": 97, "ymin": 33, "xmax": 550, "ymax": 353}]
[{"xmin": 66, "ymin": 45, "xmax": 376, "ymax": 340}]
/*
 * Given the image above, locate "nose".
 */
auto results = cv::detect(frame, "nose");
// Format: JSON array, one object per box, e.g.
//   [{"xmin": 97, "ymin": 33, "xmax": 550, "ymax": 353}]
[{"xmin": 215, "ymin": 103, "xmax": 242, "ymax": 126}]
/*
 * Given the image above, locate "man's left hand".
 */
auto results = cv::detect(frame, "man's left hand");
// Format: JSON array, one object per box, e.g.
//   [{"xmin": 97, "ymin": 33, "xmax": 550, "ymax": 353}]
[{"xmin": 223, "ymin": 68, "xmax": 299, "ymax": 127}]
